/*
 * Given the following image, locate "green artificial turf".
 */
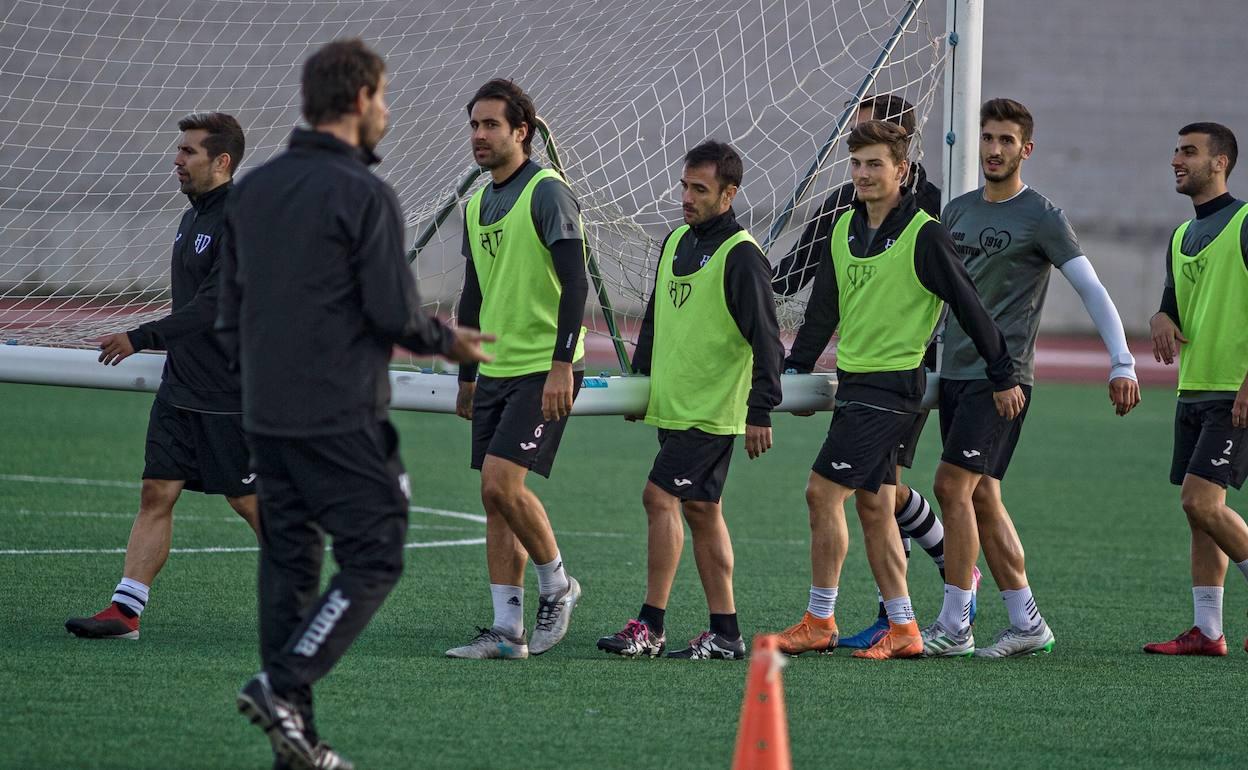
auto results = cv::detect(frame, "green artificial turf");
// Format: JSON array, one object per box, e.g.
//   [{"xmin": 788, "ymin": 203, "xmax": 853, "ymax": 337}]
[{"xmin": 1, "ymin": 381, "xmax": 1245, "ymax": 768}]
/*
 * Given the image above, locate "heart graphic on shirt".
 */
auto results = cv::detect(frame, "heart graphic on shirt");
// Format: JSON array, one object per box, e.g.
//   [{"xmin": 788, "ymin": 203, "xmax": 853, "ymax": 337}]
[{"xmin": 978, "ymin": 227, "xmax": 1012, "ymax": 257}]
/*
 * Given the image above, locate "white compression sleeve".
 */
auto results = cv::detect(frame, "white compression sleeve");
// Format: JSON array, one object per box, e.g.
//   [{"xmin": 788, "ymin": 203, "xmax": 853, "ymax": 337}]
[{"xmin": 1059, "ymin": 256, "xmax": 1137, "ymax": 382}]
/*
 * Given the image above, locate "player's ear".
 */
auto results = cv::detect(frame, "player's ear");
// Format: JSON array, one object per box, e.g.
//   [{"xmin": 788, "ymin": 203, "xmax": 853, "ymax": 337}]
[
  {"xmin": 1021, "ymin": 140, "xmax": 1035, "ymax": 160},
  {"xmin": 213, "ymin": 152, "xmax": 233, "ymax": 176}
]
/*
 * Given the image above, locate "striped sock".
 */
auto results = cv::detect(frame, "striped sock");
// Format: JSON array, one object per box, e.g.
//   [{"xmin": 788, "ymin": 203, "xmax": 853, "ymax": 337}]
[
  {"xmin": 1002, "ymin": 587, "xmax": 1042, "ymax": 631},
  {"xmin": 112, "ymin": 578, "xmax": 149, "ymax": 617},
  {"xmin": 895, "ymin": 489, "xmax": 945, "ymax": 569},
  {"xmin": 937, "ymin": 584, "xmax": 973, "ymax": 634}
]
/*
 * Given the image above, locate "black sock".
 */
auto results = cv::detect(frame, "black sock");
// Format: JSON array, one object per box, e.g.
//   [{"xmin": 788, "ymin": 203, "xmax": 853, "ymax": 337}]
[
  {"xmin": 113, "ymin": 601, "xmax": 138, "ymax": 619},
  {"xmin": 710, "ymin": 613, "xmax": 740, "ymax": 640},
  {"xmin": 639, "ymin": 604, "xmax": 665, "ymax": 635}
]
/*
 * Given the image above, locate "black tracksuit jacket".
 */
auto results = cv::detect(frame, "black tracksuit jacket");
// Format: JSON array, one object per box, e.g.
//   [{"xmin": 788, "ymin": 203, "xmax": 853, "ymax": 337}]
[
  {"xmin": 216, "ymin": 129, "xmax": 453, "ymax": 437},
  {"xmin": 129, "ymin": 181, "xmax": 240, "ymax": 413}
]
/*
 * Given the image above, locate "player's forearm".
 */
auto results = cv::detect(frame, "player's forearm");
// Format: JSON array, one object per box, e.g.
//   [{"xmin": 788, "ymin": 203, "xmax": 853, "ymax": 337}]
[
  {"xmin": 631, "ymin": 292, "xmax": 656, "ymax": 375},
  {"xmin": 457, "ymin": 260, "xmax": 483, "ymax": 382},
  {"xmin": 1060, "ymin": 256, "xmax": 1136, "ymax": 381},
  {"xmin": 549, "ymin": 238, "xmax": 588, "ymax": 364}
]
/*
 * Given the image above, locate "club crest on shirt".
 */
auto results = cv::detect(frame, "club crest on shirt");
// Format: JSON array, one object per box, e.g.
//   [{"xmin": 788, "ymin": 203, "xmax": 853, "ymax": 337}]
[
  {"xmin": 479, "ymin": 230, "xmax": 503, "ymax": 258},
  {"xmin": 668, "ymin": 279, "xmax": 692, "ymax": 308},
  {"xmin": 1181, "ymin": 256, "xmax": 1207, "ymax": 284},
  {"xmin": 846, "ymin": 263, "xmax": 876, "ymax": 290},
  {"xmin": 194, "ymin": 233, "xmax": 212, "ymax": 254}
]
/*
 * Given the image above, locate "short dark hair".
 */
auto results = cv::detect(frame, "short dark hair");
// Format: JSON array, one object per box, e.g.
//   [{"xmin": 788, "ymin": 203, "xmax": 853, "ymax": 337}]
[
  {"xmin": 683, "ymin": 140, "xmax": 743, "ymax": 191},
  {"xmin": 300, "ymin": 38, "xmax": 385, "ymax": 126},
  {"xmin": 1180, "ymin": 121, "xmax": 1239, "ymax": 178},
  {"xmin": 860, "ymin": 94, "xmax": 917, "ymax": 137},
  {"xmin": 466, "ymin": 79, "xmax": 538, "ymax": 156},
  {"xmin": 980, "ymin": 98, "xmax": 1034, "ymax": 143},
  {"xmin": 176, "ymin": 112, "xmax": 245, "ymax": 175},
  {"xmin": 847, "ymin": 120, "xmax": 910, "ymax": 165}
]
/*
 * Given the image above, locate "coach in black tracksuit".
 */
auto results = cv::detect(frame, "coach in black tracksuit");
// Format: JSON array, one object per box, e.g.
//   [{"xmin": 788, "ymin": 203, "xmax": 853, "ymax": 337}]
[{"xmin": 218, "ymin": 41, "xmax": 486, "ymax": 763}]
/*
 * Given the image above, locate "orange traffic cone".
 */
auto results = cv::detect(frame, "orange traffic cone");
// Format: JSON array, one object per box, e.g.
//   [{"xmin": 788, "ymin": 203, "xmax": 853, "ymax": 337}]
[{"xmin": 731, "ymin": 634, "xmax": 792, "ymax": 770}]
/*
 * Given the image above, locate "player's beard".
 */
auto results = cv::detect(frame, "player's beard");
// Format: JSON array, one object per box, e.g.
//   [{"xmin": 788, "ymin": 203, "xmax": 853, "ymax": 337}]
[
  {"xmin": 474, "ymin": 142, "xmax": 516, "ymax": 170},
  {"xmin": 360, "ymin": 107, "xmax": 388, "ymax": 155},
  {"xmin": 982, "ymin": 153, "xmax": 1021, "ymax": 182},
  {"xmin": 1176, "ymin": 160, "xmax": 1214, "ymax": 198}
]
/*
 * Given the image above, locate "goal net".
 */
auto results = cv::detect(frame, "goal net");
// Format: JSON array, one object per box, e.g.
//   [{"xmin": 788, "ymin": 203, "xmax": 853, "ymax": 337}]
[{"xmin": 1, "ymin": 0, "xmax": 947, "ymax": 378}]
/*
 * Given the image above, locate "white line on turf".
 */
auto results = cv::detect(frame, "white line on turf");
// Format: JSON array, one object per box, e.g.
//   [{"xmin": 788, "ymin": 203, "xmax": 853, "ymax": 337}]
[{"xmin": 0, "ymin": 473, "xmax": 140, "ymax": 489}]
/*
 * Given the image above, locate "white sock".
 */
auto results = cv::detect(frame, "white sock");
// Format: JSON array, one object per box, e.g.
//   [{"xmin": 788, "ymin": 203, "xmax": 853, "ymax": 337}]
[
  {"xmin": 534, "ymin": 552, "xmax": 569, "ymax": 599},
  {"xmin": 1192, "ymin": 586, "xmax": 1224, "ymax": 639},
  {"xmin": 882, "ymin": 596, "xmax": 915, "ymax": 625},
  {"xmin": 490, "ymin": 584, "xmax": 524, "ymax": 638},
  {"xmin": 937, "ymin": 584, "xmax": 973, "ymax": 634},
  {"xmin": 1002, "ymin": 587, "xmax": 1042, "ymax": 631},
  {"xmin": 807, "ymin": 586, "xmax": 838, "ymax": 619},
  {"xmin": 112, "ymin": 577, "xmax": 150, "ymax": 616},
  {"xmin": 1236, "ymin": 559, "xmax": 1248, "ymax": 583}
]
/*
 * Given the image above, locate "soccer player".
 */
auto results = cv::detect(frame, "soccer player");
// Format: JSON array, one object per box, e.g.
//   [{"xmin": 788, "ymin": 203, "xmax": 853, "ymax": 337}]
[
  {"xmin": 64, "ymin": 112, "xmax": 254, "ymax": 641},
  {"xmin": 1144, "ymin": 122, "xmax": 1248, "ymax": 657},
  {"xmin": 777, "ymin": 120, "xmax": 1021, "ymax": 660},
  {"xmin": 773, "ymin": 94, "xmax": 953, "ymax": 650},
  {"xmin": 221, "ymin": 39, "xmax": 489, "ymax": 768},
  {"xmin": 446, "ymin": 79, "xmax": 589, "ymax": 659},
  {"xmin": 596, "ymin": 140, "xmax": 783, "ymax": 660},
  {"xmin": 926, "ymin": 98, "xmax": 1139, "ymax": 658}
]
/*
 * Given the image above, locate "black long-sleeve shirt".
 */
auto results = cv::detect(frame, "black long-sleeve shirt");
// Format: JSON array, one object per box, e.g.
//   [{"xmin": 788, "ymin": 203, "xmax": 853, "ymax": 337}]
[
  {"xmin": 632, "ymin": 208, "xmax": 784, "ymax": 427},
  {"xmin": 772, "ymin": 162, "xmax": 941, "ymax": 297},
  {"xmin": 217, "ymin": 128, "xmax": 453, "ymax": 437},
  {"xmin": 786, "ymin": 191, "xmax": 1016, "ymax": 412},
  {"xmin": 128, "ymin": 181, "xmax": 240, "ymax": 413}
]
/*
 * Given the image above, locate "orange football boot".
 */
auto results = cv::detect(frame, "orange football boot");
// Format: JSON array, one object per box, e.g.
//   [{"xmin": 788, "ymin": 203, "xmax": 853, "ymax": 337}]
[
  {"xmin": 775, "ymin": 611, "xmax": 838, "ymax": 655},
  {"xmin": 852, "ymin": 619, "xmax": 922, "ymax": 659}
]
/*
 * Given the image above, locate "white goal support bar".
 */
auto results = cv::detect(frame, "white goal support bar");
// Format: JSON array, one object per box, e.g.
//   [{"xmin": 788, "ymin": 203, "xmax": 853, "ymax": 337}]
[{"xmin": 0, "ymin": 345, "xmax": 947, "ymax": 414}]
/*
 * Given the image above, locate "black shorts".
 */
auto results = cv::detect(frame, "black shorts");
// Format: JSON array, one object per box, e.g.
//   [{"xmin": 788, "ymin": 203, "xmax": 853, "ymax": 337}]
[
  {"xmin": 812, "ymin": 402, "xmax": 917, "ymax": 493},
  {"xmin": 896, "ymin": 410, "xmax": 931, "ymax": 469},
  {"xmin": 648, "ymin": 428, "xmax": 736, "ymax": 503},
  {"xmin": 1171, "ymin": 400, "xmax": 1248, "ymax": 489},
  {"xmin": 938, "ymin": 379, "xmax": 1033, "ymax": 480},
  {"xmin": 471, "ymin": 371, "xmax": 583, "ymax": 479},
  {"xmin": 143, "ymin": 397, "xmax": 255, "ymax": 497}
]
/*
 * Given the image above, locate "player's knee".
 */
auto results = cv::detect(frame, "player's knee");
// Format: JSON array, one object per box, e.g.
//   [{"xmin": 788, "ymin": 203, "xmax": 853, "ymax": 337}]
[
  {"xmin": 933, "ymin": 472, "xmax": 970, "ymax": 510},
  {"xmin": 643, "ymin": 484, "xmax": 678, "ymax": 517},
  {"xmin": 1181, "ymin": 490, "xmax": 1221, "ymax": 526},
  {"xmin": 138, "ymin": 480, "xmax": 179, "ymax": 516},
  {"xmin": 480, "ymin": 475, "xmax": 519, "ymax": 514},
  {"xmin": 970, "ymin": 484, "xmax": 1001, "ymax": 514},
  {"xmin": 681, "ymin": 500, "xmax": 720, "ymax": 528}
]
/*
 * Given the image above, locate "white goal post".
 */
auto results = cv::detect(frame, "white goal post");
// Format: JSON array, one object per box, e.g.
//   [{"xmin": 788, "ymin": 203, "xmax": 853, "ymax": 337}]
[{"xmin": 0, "ymin": 0, "xmax": 983, "ymax": 414}]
